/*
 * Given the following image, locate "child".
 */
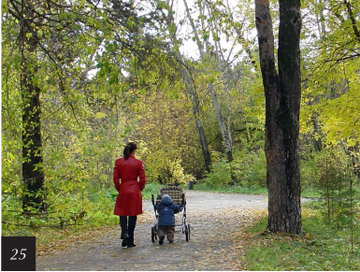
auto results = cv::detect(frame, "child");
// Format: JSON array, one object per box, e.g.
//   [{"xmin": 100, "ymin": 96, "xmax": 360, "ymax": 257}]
[{"xmin": 156, "ymin": 194, "xmax": 183, "ymax": 245}]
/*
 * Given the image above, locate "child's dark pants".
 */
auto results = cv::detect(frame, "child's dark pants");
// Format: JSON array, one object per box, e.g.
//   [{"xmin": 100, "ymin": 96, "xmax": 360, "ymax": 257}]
[{"xmin": 158, "ymin": 225, "xmax": 175, "ymax": 242}]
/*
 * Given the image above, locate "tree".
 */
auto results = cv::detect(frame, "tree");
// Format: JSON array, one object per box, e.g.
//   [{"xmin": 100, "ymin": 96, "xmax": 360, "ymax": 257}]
[
  {"xmin": 7, "ymin": 0, "xmax": 47, "ymax": 211},
  {"xmin": 155, "ymin": 0, "xmax": 212, "ymax": 172},
  {"xmin": 255, "ymin": 0, "xmax": 302, "ymax": 234},
  {"xmin": 4, "ymin": 0, "xmax": 149, "ymax": 211},
  {"xmin": 5, "ymin": 0, "xmax": 102, "ymax": 211},
  {"xmin": 299, "ymin": 0, "xmax": 360, "ymax": 181},
  {"xmin": 183, "ymin": 0, "xmax": 234, "ymax": 162}
]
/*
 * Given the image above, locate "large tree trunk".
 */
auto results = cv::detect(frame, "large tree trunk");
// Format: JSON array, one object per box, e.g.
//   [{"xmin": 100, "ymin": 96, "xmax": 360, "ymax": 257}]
[
  {"xmin": 255, "ymin": 0, "xmax": 302, "ymax": 234},
  {"xmin": 21, "ymin": 80, "xmax": 45, "ymax": 212},
  {"xmin": 19, "ymin": 2, "xmax": 46, "ymax": 212}
]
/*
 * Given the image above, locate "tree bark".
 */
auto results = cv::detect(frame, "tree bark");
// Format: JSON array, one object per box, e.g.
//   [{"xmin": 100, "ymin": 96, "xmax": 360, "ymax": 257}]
[
  {"xmin": 180, "ymin": 62, "xmax": 212, "ymax": 172},
  {"xmin": 18, "ymin": 1, "xmax": 46, "ymax": 211},
  {"xmin": 255, "ymin": 0, "xmax": 302, "ymax": 234}
]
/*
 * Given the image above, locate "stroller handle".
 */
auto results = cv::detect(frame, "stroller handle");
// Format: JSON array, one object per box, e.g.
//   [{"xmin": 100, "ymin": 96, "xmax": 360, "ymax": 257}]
[{"xmin": 151, "ymin": 194, "xmax": 158, "ymax": 218}]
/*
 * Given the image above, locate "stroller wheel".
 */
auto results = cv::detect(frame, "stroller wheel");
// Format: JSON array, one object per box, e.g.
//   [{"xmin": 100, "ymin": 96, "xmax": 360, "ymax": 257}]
[
  {"xmin": 151, "ymin": 226, "xmax": 157, "ymax": 243},
  {"xmin": 187, "ymin": 224, "xmax": 191, "ymax": 240},
  {"xmin": 184, "ymin": 224, "xmax": 190, "ymax": 242}
]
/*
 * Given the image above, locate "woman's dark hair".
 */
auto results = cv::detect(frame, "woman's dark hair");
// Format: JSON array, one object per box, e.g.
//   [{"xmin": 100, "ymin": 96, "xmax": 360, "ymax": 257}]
[{"xmin": 123, "ymin": 142, "xmax": 137, "ymax": 160}]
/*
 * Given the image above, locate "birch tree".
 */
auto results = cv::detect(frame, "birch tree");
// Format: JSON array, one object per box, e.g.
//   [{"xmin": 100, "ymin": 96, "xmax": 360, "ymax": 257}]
[
  {"xmin": 183, "ymin": 0, "xmax": 233, "ymax": 162},
  {"xmin": 157, "ymin": 0, "xmax": 212, "ymax": 171}
]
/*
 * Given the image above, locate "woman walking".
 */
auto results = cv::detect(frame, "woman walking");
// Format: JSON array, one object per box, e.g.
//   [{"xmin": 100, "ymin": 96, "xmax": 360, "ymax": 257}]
[{"xmin": 113, "ymin": 142, "xmax": 146, "ymax": 248}]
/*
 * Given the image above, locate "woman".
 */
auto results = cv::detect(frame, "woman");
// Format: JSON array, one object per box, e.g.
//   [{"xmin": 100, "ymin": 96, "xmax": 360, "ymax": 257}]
[{"xmin": 113, "ymin": 142, "xmax": 146, "ymax": 248}]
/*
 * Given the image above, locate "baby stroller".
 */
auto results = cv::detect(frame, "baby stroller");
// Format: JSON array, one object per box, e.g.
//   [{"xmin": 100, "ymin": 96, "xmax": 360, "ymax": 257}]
[{"xmin": 151, "ymin": 184, "xmax": 191, "ymax": 243}]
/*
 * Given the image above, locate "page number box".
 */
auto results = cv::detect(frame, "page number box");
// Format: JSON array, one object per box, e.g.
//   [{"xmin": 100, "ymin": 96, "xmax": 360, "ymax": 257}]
[{"xmin": 2, "ymin": 237, "xmax": 36, "ymax": 271}]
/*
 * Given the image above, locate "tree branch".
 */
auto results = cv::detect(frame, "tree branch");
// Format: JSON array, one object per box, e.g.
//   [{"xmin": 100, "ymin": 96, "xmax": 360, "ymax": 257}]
[{"xmin": 344, "ymin": 0, "xmax": 360, "ymax": 43}]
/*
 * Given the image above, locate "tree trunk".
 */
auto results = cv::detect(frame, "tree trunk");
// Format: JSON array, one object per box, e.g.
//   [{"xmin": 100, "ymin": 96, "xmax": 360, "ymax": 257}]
[
  {"xmin": 164, "ymin": 0, "xmax": 212, "ymax": 172},
  {"xmin": 255, "ymin": 0, "xmax": 302, "ymax": 234},
  {"xmin": 207, "ymin": 82, "xmax": 233, "ymax": 162},
  {"xmin": 19, "ymin": 2, "xmax": 46, "ymax": 212},
  {"xmin": 186, "ymin": 69, "xmax": 212, "ymax": 172},
  {"xmin": 183, "ymin": 0, "xmax": 233, "ymax": 162}
]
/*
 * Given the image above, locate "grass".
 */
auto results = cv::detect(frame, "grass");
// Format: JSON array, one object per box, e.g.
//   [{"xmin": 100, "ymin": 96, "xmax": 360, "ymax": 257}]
[
  {"xmin": 241, "ymin": 201, "xmax": 360, "ymax": 271},
  {"xmin": 138, "ymin": 183, "xmax": 164, "ymax": 199}
]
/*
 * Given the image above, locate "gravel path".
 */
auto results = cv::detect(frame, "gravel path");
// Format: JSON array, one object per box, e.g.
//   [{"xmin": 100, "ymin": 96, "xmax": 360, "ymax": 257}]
[{"xmin": 37, "ymin": 191, "xmax": 269, "ymax": 271}]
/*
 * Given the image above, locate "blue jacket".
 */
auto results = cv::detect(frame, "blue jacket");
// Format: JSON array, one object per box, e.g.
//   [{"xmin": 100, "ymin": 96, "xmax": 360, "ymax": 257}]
[{"xmin": 156, "ymin": 195, "xmax": 183, "ymax": 226}]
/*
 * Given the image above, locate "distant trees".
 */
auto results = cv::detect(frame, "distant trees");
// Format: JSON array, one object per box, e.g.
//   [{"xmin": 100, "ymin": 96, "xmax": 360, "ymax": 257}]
[{"xmin": 158, "ymin": 0, "xmax": 212, "ymax": 172}]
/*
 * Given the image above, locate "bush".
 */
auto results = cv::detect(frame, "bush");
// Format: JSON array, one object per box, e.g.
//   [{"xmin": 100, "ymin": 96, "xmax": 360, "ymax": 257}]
[
  {"xmin": 203, "ymin": 150, "xmax": 266, "ymax": 188},
  {"xmin": 139, "ymin": 147, "xmax": 194, "ymax": 185},
  {"xmin": 314, "ymin": 147, "xmax": 359, "ymax": 224},
  {"xmin": 204, "ymin": 160, "xmax": 232, "ymax": 188},
  {"xmin": 228, "ymin": 150, "xmax": 266, "ymax": 187}
]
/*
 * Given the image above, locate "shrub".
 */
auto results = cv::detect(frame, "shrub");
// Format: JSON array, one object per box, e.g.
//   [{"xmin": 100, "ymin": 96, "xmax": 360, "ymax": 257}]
[
  {"xmin": 204, "ymin": 160, "xmax": 232, "ymax": 188},
  {"xmin": 230, "ymin": 150, "xmax": 266, "ymax": 187}
]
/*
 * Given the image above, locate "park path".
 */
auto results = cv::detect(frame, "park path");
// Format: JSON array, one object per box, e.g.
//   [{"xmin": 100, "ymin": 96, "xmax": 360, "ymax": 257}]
[{"xmin": 37, "ymin": 191, "xmax": 269, "ymax": 271}]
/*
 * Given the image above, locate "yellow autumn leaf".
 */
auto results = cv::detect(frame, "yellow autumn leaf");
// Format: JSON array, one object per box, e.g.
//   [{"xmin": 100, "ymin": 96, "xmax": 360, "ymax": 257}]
[{"xmin": 95, "ymin": 112, "xmax": 107, "ymax": 119}]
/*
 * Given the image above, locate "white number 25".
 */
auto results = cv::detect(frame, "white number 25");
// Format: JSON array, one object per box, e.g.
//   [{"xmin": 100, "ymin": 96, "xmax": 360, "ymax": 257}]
[{"xmin": 10, "ymin": 248, "xmax": 27, "ymax": 261}]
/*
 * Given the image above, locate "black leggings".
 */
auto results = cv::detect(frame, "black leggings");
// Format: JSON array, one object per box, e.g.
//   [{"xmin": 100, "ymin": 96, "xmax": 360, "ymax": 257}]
[{"xmin": 120, "ymin": 216, "xmax": 137, "ymax": 241}]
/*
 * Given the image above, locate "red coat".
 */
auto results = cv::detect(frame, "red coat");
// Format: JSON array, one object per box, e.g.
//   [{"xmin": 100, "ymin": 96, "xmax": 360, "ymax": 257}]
[{"xmin": 113, "ymin": 155, "xmax": 146, "ymax": 216}]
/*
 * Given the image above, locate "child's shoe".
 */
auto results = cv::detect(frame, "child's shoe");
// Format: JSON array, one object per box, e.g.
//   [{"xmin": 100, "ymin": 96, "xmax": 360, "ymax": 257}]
[
  {"xmin": 169, "ymin": 240, "xmax": 173, "ymax": 244},
  {"xmin": 159, "ymin": 237, "xmax": 164, "ymax": 245}
]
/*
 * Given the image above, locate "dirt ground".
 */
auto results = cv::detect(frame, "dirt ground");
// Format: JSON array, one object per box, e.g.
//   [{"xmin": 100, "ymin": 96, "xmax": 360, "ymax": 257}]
[{"xmin": 36, "ymin": 191, "xmax": 268, "ymax": 271}]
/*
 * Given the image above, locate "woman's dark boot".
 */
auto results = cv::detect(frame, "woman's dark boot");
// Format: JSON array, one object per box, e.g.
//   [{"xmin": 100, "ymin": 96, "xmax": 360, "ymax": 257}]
[
  {"xmin": 127, "ymin": 216, "xmax": 137, "ymax": 247},
  {"xmin": 121, "ymin": 234, "xmax": 128, "ymax": 248},
  {"xmin": 127, "ymin": 232, "xmax": 136, "ymax": 247},
  {"xmin": 120, "ymin": 216, "xmax": 128, "ymax": 248}
]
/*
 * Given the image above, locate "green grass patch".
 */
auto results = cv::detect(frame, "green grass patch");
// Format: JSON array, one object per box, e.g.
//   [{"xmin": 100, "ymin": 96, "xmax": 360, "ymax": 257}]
[{"xmin": 242, "ymin": 201, "xmax": 360, "ymax": 271}]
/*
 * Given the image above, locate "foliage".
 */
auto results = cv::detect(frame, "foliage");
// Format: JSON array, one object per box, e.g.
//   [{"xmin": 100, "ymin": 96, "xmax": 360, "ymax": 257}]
[
  {"xmin": 242, "ymin": 203, "xmax": 360, "ymax": 271},
  {"xmin": 312, "ymin": 147, "xmax": 360, "ymax": 229},
  {"xmin": 300, "ymin": 0, "xmax": 360, "ymax": 148},
  {"xmin": 1, "ymin": 0, "xmax": 174, "ymax": 231},
  {"xmin": 192, "ymin": 182, "xmax": 323, "ymax": 199},
  {"xmin": 230, "ymin": 150, "xmax": 266, "ymax": 187},
  {"xmin": 204, "ymin": 159, "xmax": 232, "ymax": 188},
  {"xmin": 1, "ymin": 181, "xmax": 165, "ymax": 242},
  {"xmin": 300, "ymin": 152, "xmax": 322, "ymax": 189},
  {"xmin": 203, "ymin": 149, "xmax": 266, "ymax": 188},
  {"xmin": 2, "ymin": 188, "xmax": 116, "ymax": 237}
]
